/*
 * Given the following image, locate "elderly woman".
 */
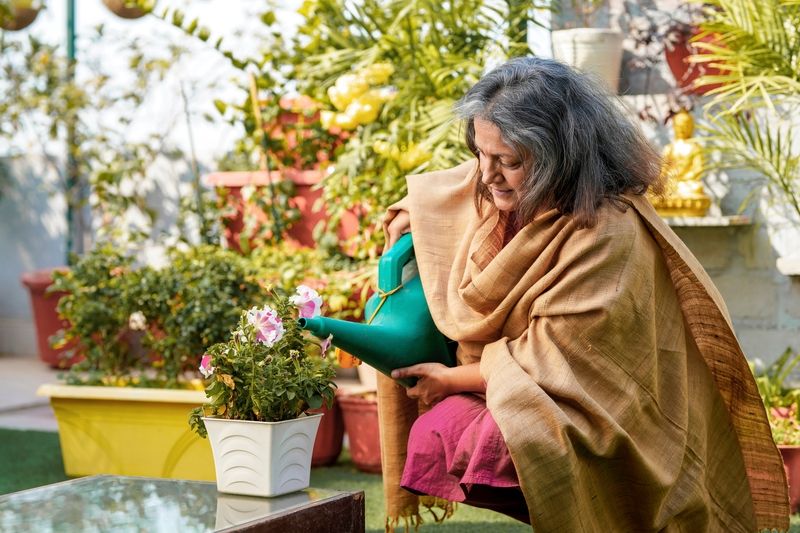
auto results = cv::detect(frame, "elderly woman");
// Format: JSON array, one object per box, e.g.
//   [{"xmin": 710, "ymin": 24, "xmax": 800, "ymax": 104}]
[{"xmin": 379, "ymin": 57, "xmax": 788, "ymax": 532}]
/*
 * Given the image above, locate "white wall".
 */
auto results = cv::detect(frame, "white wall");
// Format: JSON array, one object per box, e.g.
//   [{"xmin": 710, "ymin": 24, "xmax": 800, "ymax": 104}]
[{"xmin": 0, "ymin": 0, "xmax": 301, "ymax": 355}]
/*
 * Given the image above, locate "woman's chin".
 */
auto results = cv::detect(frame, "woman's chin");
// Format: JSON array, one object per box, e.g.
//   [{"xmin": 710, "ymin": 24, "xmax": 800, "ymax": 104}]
[{"xmin": 491, "ymin": 194, "xmax": 517, "ymax": 212}]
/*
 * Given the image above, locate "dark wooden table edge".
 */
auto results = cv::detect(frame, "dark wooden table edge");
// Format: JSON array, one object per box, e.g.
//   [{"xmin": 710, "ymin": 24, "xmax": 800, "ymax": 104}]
[{"xmin": 218, "ymin": 490, "xmax": 366, "ymax": 533}]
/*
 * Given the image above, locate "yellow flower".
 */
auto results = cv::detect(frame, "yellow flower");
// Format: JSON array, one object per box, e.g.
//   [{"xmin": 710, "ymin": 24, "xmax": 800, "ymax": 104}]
[
  {"xmin": 397, "ymin": 144, "xmax": 432, "ymax": 171},
  {"xmin": 345, "ymin": 90, "xmax": 382, "ymax": 125},
  {"xmin": 327, "ymin": 86, "xmax": 349, "ymax": 111},
  {"xmin": 328, "ymin": 73, "xmax": 369, "ymax": 112},
  {"xmin": 372, "ymin": 140, "xmax": 391, "ymax": 156},
  {"xmin": 333, "ymin": 112, "xmax": 359, "ymax": 130},
  {"xmin": 320, "ymin": 110, "xmax": 336, "ymax": 130},
  {"xmin": 361, "ymin": 62, "xmax": 395, "ymax": 85}
]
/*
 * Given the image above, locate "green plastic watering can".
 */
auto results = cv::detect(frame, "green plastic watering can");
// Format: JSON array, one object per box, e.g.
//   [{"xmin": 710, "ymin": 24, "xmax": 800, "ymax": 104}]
[{"xmin": 298, "ymin": 233, "xmax": 456, "ymax": 387}]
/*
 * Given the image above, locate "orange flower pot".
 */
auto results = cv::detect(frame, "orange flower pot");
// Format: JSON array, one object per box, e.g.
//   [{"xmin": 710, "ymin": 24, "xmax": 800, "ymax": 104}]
[
  {"xmin": 339, "ymin": 393, "xmax": 381, "ymax": 474},
  {"xmin": 309, "ymin": 396, "xmax": 345, "ymax": 467},
  {"xmin": 20, "ymin": 268, "xmax": 83, "ymax": 368}
]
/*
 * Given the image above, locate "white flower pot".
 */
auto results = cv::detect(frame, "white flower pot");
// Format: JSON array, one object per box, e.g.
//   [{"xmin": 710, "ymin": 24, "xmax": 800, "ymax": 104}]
[
  {"xmin": 203, "ymin": 413, "xmax": 323, "ymax": 497},
  {"xmin": 551, "ymin": 28, "xmax": 624, "ymax": 93}
]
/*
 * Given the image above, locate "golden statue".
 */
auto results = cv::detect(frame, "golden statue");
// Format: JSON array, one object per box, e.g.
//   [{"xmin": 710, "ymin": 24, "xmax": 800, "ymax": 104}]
[{"xmin": 650, "ymin": 110, "xmax": 711, "ymax": 217}]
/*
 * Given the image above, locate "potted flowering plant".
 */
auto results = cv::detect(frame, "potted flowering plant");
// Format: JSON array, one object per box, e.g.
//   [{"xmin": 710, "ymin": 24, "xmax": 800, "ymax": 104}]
[
  {"xmin": 189, "ymin": 285, "xmax": 337, "ymax": 497},
  {"xmin": 752, "ymin": 347, "xmax": 800, "ymax": 512}
]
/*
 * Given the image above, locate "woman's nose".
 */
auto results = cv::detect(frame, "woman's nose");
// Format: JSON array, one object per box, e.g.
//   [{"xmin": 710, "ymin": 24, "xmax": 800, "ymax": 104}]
[{"xmin": 480, "ymin": 157, "xmax": 498, "ymax": 183}]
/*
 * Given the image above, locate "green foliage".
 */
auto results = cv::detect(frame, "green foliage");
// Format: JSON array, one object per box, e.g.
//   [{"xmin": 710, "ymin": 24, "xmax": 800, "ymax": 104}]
[
  {"xmin": 53, "ymin": 245, "xmax": 269, "ymax": 388},
  {"xmin": 249, "ymin": 241, "xmax": 376, "ymax": 321},
  {"xmin": 51, "ymin": 247, "xmax": 137, "ymax": 379},
  {"xmin": 696, "ymin": 0, "xmax": 800, "ymax": 221},
  {"xmin": 134, "ymin": 245, "xmax": 267, "ymax": 388},
  {"xmin": 292, "ymin": 0, "xmax": 535, "ymax": 258},
  {"xmin": 189, "ymin": 291, "xmax": 337, "ymax": 437},
  {"xmin": 752, "ymin": 347, "xmax": 800, "ymax": 445}
]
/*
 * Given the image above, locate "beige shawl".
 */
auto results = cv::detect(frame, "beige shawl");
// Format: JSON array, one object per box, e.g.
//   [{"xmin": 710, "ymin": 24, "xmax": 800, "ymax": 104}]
[{"xmin": 378, "ymin": 160, "xmax": 789, "ymax": 532}]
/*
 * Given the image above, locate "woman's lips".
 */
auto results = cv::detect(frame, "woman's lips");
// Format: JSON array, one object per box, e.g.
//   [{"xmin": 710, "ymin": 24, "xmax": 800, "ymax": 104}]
[{"xmin": 491, "ymin": 187, "xmax": 513, "ymax": 197}]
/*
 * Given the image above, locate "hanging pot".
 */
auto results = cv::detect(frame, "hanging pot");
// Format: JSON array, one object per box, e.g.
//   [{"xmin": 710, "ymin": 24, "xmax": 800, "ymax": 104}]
[
  {"xmin": 102, "ymin": 0, "xmax": 152, "ymax": 20},
  {"xmin": 0, "ymin": 1, "xmax": 42, "ymax": 31}
]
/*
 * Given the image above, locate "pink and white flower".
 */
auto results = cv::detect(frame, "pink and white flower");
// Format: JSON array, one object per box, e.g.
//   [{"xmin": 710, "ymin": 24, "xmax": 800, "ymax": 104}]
[
  {"xmin": 246, "ymin": 306, "xmax": 285, "ymax": 347},
  {"xmin": 199, "ymin": 354, "xmax": 215, "ymax": 378},
  {"xmin": 290, "ymin": 285, "xmax": 323, "ymax": 319}
]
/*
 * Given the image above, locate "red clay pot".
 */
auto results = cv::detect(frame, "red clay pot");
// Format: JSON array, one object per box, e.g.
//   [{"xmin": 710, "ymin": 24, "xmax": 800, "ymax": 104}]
[
  {"xmin": 339, "ymin": 393, "xmax": 382, "ymax": 474},
  {"xmin": 780, "ymin": 445, "xmax": 800, "ymax": 513},
  {"xmin": 204, "ymin": 170, "xmax": 359, "ymax": 253},
  {"xmin": 309, "ymin": 397, "xmax": 345, "ymax": 467},
  {"xmin": 664, "ymin": 29, "xmax": 726, "ymax": 95},
  {"xmin": 19, "ymin": 268, "xmax": 83, "ymax": 368}
]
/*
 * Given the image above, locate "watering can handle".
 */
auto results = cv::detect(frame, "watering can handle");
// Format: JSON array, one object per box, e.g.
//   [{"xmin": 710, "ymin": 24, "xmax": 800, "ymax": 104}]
[{"xmin": 379, "ymin": 233, "xmax": 414, "ymax": 292}]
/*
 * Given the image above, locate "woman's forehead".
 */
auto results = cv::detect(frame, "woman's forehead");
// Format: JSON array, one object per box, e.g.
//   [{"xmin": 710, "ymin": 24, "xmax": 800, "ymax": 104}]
[{"xmin": 473, "ymin": 118, "xmax": 515, "ymax": 158}]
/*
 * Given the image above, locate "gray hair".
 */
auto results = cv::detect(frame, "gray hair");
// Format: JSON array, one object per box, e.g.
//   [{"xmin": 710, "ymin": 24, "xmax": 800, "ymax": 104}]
[{"xmin": 454, "ymin": 57, "xmax": 663, "ymax": 228}]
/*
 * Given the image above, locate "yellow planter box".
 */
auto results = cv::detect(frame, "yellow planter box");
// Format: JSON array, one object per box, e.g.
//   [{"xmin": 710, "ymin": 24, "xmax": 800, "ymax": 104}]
[{"xmin": 37, "ymin": 384, "xmax": 215, "ymax": 481}]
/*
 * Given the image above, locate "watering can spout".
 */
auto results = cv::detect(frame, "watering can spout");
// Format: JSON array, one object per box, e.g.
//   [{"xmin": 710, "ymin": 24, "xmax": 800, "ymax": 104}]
[{"xmin": 298, "ymin": 233, "xmax": 455, "ymax": 387}]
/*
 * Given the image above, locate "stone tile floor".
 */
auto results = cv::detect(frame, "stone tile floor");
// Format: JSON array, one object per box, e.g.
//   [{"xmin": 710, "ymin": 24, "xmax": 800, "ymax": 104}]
[{"xmin": 0, "ymin": 353, "xmax": 61, "ymax": 431}]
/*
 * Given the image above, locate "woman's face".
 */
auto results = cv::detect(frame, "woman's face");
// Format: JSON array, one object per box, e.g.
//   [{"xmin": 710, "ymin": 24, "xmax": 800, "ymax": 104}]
[{"xmin": 473, "ymin": 118, "xmax": 526, "ymax": 212}]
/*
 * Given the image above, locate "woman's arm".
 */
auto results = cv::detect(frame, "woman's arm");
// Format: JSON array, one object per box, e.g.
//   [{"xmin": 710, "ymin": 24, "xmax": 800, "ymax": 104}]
[{"xmin": 391, "ymin": 362, "xmax": 486, "ymax": 405}]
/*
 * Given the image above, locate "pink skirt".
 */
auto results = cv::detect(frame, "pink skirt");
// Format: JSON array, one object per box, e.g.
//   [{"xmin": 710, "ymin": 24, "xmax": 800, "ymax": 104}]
[{"xmin": 401, "ymin": 393, "xmax": 531, "ymax": 524}]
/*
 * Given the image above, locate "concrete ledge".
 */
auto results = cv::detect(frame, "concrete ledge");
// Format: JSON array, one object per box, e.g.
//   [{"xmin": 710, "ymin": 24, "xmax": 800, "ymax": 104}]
[{"xmin": 663, "ymin": 215, "xmax": 752, "ymax": 227}]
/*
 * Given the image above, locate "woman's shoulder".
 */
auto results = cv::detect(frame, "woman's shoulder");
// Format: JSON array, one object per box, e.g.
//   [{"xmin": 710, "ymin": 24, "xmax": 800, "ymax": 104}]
[{"xmin": 407, "ymin": 160, "xmax": 477, "ymax": 189}]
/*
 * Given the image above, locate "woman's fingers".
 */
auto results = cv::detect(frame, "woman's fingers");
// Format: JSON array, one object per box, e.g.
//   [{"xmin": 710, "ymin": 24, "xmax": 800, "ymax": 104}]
[
  {"xmin": 385, "ymin": 211, "xmax": 410, "ymax": 251},
  {"xmin": 391, "ymin": 363, "xmax": 432, "ymax": 379}
]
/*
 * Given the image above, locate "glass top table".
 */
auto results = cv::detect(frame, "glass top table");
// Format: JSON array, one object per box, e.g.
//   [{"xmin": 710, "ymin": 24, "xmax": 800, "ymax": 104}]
[{"xmin": 0, "ymin": 476, "xmax": 363, "ymax": 532}]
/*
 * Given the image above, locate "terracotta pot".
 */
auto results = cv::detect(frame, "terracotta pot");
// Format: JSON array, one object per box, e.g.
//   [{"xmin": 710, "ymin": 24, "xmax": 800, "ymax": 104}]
[
  {"xmin": 664, "ymin": 29, "xmax": 725, "ymax": 95},
  {"xmin": 779, "ymin": 445, "xmax": 800, "ymax": 513},
  {"xmin": 339, "ymin": 393, "xmax": 381, "ymax": 473},
  {"xmin": 102, "ymin": 0, "xmax": 150, "ymax": 19},
  {"xmin": 205, "ymin": 170, "xmax": 359, "ymax": 252},
  {"xmin": 0, "ymin": 5, "xmax": 41, "ymax": 31},
  {"xmin": 19, "ymin": 268, "xmax": 83, "ymax": 368},
  {"xmin": 308, "ymin": 397, "xmax": 345, "ymax": 467}
]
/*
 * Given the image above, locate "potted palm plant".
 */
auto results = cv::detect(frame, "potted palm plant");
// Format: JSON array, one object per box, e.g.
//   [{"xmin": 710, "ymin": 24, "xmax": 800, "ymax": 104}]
[{"xmin": 189, "ymin": 286, "xmax": 337, "ymax": 497}]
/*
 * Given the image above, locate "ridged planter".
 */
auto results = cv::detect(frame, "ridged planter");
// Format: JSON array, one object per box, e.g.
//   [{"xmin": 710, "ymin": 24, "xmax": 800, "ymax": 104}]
[
  {"xmin": 37, "ymin": 384, "xmax": 214, "ymax": 481},
  {"xmin": 204, "ymin": 414, "xmax": 323, "ymax": 497}
]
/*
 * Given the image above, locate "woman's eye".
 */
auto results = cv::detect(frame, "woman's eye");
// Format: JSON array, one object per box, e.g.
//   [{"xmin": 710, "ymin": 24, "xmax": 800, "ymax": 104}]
[{"xmin": 502, "ymin": 161, "xmax": 521, "ymax": 169}]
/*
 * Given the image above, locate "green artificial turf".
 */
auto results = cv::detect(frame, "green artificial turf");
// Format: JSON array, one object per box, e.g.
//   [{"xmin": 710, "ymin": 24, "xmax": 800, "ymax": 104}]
[
  {"xmin": 1, "ymin": 428, "xmax": 798, "ymax": 532},
  {"xmin": 0, "ymin": 428, "xmax": 69, "ymax": 495}
]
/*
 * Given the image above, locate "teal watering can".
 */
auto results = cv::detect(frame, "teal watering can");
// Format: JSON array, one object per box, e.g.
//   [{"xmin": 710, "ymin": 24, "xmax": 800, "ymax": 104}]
[{"xmin": 298, "ymin": 233, "xmax": 456, "ymax": 387}]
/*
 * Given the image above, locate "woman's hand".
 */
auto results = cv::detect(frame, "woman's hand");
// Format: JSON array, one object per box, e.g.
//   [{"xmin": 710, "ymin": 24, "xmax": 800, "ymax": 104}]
[
  {"xmin": 384, "ymin": 210, "xmax": 410, "ymax": 252},
  {"xmin": 392, "ymin": 363, "xmax": 454, "ymax": 405},
  {"xmin": 392, "ymin": 362, "xmax": 486, "ymax": 405}
]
